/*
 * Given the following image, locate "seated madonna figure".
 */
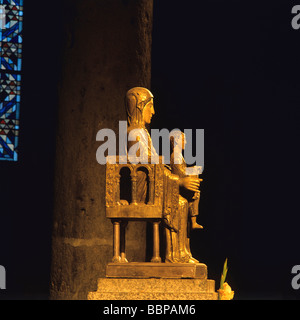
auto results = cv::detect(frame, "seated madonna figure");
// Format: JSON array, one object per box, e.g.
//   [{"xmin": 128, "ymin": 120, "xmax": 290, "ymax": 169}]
[{"xmin": 125, "ymin": 87, "xmax": 201, "ymax": 263}]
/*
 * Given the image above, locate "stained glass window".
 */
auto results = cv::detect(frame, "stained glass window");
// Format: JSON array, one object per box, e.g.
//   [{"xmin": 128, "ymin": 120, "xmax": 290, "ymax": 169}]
[{"xmin": 0, "ymin": 0, "xmax": 23, "ymax": 161}]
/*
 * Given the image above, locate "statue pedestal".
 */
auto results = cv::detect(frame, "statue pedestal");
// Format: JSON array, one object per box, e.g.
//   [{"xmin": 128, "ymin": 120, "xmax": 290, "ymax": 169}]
[
  {"xmin": 88, "ymin": 278, "xmax": 217, "ymax": 300},
  {"xmin": 88, "ymin": 263, "xmax": 218, "ymax": 300},
  {"xmin": 106, "ymin": 262, "xmax": 207, "ymax": 279}
]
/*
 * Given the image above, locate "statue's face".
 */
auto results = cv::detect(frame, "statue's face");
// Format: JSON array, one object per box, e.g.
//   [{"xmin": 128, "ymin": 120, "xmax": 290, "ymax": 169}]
[{"xmin": 143, "ymin": 100, "xmax": 155, "ymax": 124}]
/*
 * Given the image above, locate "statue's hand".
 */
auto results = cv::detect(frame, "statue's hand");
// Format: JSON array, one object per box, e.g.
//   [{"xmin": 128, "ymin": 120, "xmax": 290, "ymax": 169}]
[{"xmin": 180, "ymin": 177, "xmax": 200, "ymax": 192}]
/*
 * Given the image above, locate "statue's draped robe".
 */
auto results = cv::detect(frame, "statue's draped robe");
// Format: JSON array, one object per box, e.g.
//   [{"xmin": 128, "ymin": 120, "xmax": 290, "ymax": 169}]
[
  {"xmin": 126, "ymin": 126, "xmax": 193, "ymax": 262},
  {"xmin": 170, "ymin": 151, "xmax": 200, "ymax": 219}
]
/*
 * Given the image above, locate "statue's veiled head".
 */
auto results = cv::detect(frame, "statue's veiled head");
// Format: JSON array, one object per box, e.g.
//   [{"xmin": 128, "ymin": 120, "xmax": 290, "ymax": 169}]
[{"xmin": 125, "ymin": 87, "xmax": 155, "ymax": 127}]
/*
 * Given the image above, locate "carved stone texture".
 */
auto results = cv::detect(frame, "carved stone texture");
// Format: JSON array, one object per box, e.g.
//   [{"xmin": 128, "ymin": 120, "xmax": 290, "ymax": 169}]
[{"xmin": 88, "ymin": 278, "xmax": 218, "ymax": 300}]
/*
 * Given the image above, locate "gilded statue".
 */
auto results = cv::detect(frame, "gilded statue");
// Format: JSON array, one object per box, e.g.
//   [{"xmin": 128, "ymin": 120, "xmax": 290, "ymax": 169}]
[{"xmin": 124, "ymin": 87, "xmax": 203, "ymax": 263}]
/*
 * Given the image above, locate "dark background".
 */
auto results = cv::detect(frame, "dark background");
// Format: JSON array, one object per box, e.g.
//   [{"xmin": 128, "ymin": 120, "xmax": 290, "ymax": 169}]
[{"xmin": 1, "ymin": 0, "xmax": 300, "ymax": 299}]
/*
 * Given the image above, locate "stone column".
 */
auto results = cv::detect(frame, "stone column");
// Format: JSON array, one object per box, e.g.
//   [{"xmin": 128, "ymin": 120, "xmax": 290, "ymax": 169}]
[{"xmin": 50, "ymin": 0, "xmax": 153, "ymax": 300}]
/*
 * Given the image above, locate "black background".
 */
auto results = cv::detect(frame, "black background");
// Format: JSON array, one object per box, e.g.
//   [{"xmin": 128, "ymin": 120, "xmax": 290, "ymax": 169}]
[
  {"xmin": 151, "ymin": 1, "xmax": 300, "ymax": 299},
  {"xmin": 1, "ymin": 0, "xmax": 300, "ymax": 299}
]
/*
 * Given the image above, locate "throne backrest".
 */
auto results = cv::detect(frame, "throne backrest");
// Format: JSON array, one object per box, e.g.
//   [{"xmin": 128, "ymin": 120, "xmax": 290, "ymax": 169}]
[{"xmin": 105, "ymin": 156, "xmax": 165, "ymax": 219}]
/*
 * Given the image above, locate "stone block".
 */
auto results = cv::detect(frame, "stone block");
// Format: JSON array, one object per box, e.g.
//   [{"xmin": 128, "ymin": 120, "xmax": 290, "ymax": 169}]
[{"xmin": 106, "ymin": 262, "xmax": 207, "ymax": 279}]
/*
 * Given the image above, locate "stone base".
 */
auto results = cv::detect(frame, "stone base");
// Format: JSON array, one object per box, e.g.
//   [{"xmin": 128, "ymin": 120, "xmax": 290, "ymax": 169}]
[
  {"xmin": 88, "ymin": 278, "xmax": 218, "ymax": 300},
  {"xmin": 106, "ymin": 262, "xmax": 207, "ymax": 279}
]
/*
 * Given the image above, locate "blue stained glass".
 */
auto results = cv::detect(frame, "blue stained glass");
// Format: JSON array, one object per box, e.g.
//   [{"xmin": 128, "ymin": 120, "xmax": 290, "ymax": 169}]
[
  {"xmin": 0, "ymin": 0, "xmax": 23, "ymax": 6},
  {"xmin": 0, "ymin": 0, "xmax": 23, "ymax": 161}
]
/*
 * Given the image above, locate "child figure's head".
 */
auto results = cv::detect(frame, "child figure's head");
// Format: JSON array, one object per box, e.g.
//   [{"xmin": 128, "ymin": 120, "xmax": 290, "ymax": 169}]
[{"xmin": 170, "ymin": 130, "xmax": 186, "ymax": 152}]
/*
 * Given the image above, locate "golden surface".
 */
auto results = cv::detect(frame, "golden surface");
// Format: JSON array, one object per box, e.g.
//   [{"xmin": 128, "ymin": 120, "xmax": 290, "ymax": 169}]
[{"xmin": 105, "ymin": 87, "xmax": 203, "ymax": 264}]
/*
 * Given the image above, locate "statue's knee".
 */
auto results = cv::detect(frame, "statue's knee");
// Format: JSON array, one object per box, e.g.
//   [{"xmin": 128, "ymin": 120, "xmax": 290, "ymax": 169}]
[{"xmin": 179, "ymin": 196, "xmax": 188, "ymax": 207}]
